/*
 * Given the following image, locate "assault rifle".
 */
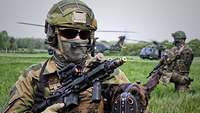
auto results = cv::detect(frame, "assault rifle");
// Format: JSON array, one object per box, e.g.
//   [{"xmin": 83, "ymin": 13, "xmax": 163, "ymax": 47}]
[
  {"xmin": 32, "ymin": 57, "xmax": 126, "ymax": 113},
  {"xmin": 146, "ymin": 56, "xmax": 166, "ymax": 79}
]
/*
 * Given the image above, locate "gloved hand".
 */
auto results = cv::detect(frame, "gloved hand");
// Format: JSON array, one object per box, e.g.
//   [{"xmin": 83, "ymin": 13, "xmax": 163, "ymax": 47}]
[{"xmin": 41, "ymin": 103, "xmax": 65, "ymax": 113}]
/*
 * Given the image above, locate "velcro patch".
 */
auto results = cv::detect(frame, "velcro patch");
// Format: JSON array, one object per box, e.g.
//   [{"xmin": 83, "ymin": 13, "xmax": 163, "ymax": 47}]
[{"xmin": 72, "ymin": 11, "xmax": 86, "ymax": 23}]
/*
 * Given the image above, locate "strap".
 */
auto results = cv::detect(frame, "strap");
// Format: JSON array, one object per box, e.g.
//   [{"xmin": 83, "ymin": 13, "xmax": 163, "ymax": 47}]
[{"xmin": 32, "ymin": 59, "xmax": 49, "ymax": 112}]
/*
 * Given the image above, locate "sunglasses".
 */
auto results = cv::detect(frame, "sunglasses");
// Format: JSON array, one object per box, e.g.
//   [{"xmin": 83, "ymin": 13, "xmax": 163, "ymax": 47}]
[{"xmin": 59, "ymin": 29, "xmax": 91, "ymax": 40}]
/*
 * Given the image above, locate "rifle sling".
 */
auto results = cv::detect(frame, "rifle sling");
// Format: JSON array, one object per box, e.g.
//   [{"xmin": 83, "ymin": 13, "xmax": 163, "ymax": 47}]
[{"xmin": 32, "ymin": 59, "xmax": 49, "ymax": 112}]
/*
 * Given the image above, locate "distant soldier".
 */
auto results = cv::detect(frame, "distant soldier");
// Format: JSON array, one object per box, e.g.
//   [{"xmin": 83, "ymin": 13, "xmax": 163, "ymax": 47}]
[{"xmin": 153, "ymin": 31, "xmax": 193, "ymax": 92}]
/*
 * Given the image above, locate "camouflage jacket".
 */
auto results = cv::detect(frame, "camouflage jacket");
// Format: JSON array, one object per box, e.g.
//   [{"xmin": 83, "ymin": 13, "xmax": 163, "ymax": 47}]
[
  {"xmin": 2, "ymin": 56, "xmax": 130, "ymax": 113},
  {"xmin": 164, "ymin": 44, "xmax": 193, "ymax": 75}
]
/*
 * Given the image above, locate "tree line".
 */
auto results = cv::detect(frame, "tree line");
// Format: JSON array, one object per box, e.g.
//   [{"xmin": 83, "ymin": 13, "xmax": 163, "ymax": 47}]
[
  {"xmin": 0, "ymin": 30, "xmax": 47, "ymax": 53},
  {"xmin": 0, "ymin": 30, "xmax": 200, "ymax": 56}
]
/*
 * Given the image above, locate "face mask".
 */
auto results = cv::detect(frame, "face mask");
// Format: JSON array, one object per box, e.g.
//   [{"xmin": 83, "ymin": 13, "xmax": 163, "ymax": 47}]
[
  {"xmin": 61, "ymin": 39, "xmax": 89, "ymax": 64},
  {"xmin": 173, "ymin": 40, "xmax": 184, "ymax": 48}
]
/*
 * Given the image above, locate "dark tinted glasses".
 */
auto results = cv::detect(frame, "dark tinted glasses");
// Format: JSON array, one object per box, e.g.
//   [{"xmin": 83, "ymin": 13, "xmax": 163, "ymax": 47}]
[{"xmin": 59, "ymin": 29, "xmax": 91, "ymax": 40}]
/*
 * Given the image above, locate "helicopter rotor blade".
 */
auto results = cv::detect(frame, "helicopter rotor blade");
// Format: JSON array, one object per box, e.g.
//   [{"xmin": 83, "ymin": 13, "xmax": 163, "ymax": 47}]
[
  {"xmin": 17, "ymin": 22, "xmax": 136, "ymax": 33},
  {"xmin": 96, "ymin": 30, "xmax": 136, "ymax": 33},
  {"xmin": 125, "ymin": 38, "xmax": 148, "ymax": 43},
  {"xmin": 17, "ymin": 22, "xmax": 45, "ymax": 27}
]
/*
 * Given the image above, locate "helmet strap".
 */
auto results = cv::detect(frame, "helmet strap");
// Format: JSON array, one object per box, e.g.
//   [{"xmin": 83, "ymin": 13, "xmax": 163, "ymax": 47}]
[
  {"xmin": 90, "ymin": 31, "xmax": 96, "ymax": 57},
  {"xmin": 55, "ymin": 28, "xmax": 64, "ymax": 54}
]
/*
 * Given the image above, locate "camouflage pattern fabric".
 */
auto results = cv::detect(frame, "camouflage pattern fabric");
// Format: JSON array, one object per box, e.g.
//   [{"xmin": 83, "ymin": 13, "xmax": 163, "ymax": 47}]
[
  {"xmin": 47, "ymin": 0, "xmax": 97, "ymax": 31},
  {"xmin": 2, "ymin": 55, "xmax": 130, "ymax": 113},
  {"xmin": 160, "ymin": 44, "xmax": 193, "ymax": 91}
]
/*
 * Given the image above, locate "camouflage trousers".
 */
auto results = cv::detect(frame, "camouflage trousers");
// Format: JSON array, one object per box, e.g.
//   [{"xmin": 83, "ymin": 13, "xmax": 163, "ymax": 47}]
[{"xmin": 160, "ymin": 71, "xmax": 192, "ymax": 92}]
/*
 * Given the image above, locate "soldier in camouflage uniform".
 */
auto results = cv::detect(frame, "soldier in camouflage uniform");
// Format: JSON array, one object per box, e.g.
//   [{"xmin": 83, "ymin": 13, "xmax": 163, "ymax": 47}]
[
  {"xmin": 2, "ymin": 0, "xmax": 161, "ymax": 113},
  {"xmin": 159, "ymin": 31, "xmax": 193, "ymax": 92}
]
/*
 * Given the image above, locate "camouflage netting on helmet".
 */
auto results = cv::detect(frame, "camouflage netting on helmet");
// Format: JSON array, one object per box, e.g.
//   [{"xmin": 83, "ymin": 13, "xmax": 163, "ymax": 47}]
[
  {"xmin": 172, "ymin": 31, "xmax": 186, "ymax": 40},
  {"xmin": 47, "ymin": 0, "xmax": 97, "ymax": 30}
]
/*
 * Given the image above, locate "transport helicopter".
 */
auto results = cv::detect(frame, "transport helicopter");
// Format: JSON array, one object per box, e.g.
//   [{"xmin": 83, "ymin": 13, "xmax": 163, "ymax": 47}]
[
  {"xmin": 139, "ymin": 41, "xmax": 165, "ymax": 60},
  {"xmin": 94, "ymin": 35, "xmax": 127, "ymax": 53}
]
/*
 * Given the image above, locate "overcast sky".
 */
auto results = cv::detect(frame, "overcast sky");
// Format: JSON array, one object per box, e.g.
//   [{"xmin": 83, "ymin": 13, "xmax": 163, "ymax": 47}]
[{"xmin": 0, "ymin": 0, "xmax": 200, "ymax": 42}]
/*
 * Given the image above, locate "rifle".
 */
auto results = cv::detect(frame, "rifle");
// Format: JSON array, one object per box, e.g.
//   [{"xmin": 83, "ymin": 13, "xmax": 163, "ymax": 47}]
[
  {"xmin": 32, "ymin": 57, "xmax": 126, "ymax": 113},
  {"xmin": 146, "ymin": 56, "xmax": 166, "ymax": 79}
]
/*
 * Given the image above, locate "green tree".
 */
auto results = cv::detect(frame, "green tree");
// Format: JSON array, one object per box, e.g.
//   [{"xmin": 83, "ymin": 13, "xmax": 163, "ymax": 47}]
[
  {"xmin": 9, "ymin": 37, "xmax": 17, "ymax": 52},
  {"xmin": 160, "ymin": 40, "xmax": 173, "ymax": 49},
  {"xmin": 188, "ymin": 39, "xmax": 200, "ymax": 57},
  {"xmin": 0, "ymin": 30, "xmax": 10, "ymax": 50}
]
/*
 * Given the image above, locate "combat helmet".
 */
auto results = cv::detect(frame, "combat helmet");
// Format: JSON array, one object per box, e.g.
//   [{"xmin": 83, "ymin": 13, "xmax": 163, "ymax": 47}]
[
  {"xmin": 44, "ymin": 0, "xmax": 97, "ymax": 47},
  {"xmin": 172, "ymin": 31, "xmax": 186, "ymax": 40}
]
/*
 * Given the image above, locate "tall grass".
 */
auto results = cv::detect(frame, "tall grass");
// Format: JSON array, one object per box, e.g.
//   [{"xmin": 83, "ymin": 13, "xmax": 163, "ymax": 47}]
[{"xmin": 0, "ymin": 53, "xmax": 199, "ymax": 112}]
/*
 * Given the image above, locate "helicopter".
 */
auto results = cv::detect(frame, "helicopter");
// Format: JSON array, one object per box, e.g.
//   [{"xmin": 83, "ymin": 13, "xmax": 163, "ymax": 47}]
[
  {"xmin": 139, "ymin": 41, "xmax": 165, "ymax": 60},
  {"xmin": 94, "ymin": 35, "xmax": 126, "ymax": 53},
  {"xmin": 119, "ymin": 36, "xmax": 165, "ymax": 60}
]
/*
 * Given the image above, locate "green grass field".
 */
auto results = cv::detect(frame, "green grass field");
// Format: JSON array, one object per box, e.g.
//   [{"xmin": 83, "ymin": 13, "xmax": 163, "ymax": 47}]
[{"xmin": 0, "ymin": 53, "xmax": 200, "ymax": 112}]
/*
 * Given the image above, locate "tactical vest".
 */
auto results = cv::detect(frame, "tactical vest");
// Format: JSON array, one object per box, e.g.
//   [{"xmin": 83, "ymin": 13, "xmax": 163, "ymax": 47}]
[{"xmin": 171, "ymin": 46, "xmax": 193, "ymax": 74}]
